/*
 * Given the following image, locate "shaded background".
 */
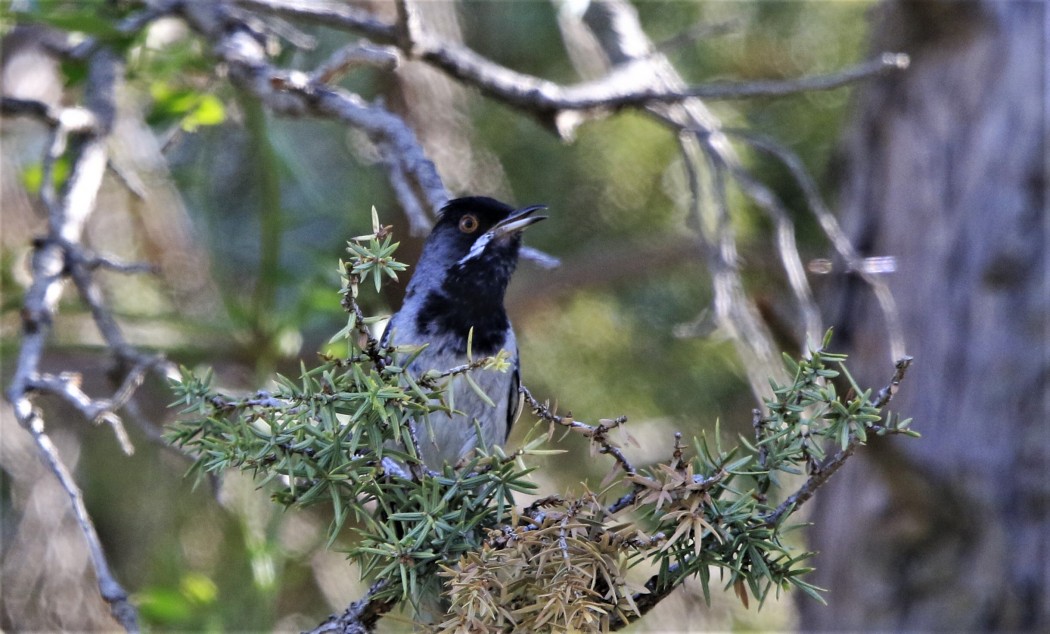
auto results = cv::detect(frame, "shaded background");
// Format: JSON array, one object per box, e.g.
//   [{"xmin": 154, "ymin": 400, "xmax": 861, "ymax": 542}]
[{"xmin": 2, "ymin": 1, "xmax": 1046, "ymax": 631}]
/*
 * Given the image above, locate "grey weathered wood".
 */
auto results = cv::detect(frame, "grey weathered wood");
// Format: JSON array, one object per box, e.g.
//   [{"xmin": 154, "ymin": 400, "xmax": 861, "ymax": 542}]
[{"xmin": 803, "ymin": 2, "xmax": 1048, "ymax": 630}]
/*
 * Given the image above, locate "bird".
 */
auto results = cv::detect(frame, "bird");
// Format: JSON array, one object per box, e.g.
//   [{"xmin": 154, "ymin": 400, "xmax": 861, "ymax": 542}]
[{"xmin": 381, "ymin": 196, "xmax": 547, "ymax": 469}]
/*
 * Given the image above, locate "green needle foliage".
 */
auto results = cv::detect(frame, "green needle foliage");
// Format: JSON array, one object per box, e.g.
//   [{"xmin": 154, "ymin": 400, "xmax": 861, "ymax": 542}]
[{"xmin": 167, "ymin": 213, "xmax": 917, "ymax": 632}]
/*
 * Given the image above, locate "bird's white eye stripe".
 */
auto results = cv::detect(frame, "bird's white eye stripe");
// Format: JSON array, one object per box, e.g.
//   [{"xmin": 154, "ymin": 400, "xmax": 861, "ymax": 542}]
[{"xmin": 458, "ymin": 232, "xmax": 493, "ymax": 265}]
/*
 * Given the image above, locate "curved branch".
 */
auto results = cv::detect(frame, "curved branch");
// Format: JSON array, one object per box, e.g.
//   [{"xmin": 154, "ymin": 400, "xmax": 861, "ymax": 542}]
[
  {"xmin": 179, "ymin": 1, "xmax": 449, "ymax": 234},
  {"xmin": 4, "ymin": 46, "xmax": 141, "ymax": 633},
  {"xmin": 421, "ymin": 46, "xmax": 908, "ymax": 113},
  {"xmin": 722, "ymin": 128, "xmax": 908, "ymax": 362},
  {"xmin": 233, "ymin": 0, "xmax": 907, "ymax": 139},
  {"xmin": 234, "ymin": 0, "xmax": 397, "ymax": 41}
]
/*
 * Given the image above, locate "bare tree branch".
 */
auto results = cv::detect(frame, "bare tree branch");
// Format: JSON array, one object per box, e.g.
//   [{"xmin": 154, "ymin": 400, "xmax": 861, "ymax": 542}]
[
  {"xmin": 27, "ymin": 372, "xmax": 135, "ymax": 455},
  {"xmin": 677, "ymin": 131, "xmax": 789, "ymax": 398},
  {"xmin": 1, "ymin": 96, "xmax": 60, "ymax": 123},
  {"xmin": 420, "ymin": 46, "xmax": 907, "ymax": 124},
  {"xmin": 233, "ymin": 0, "xmax": 906, "ymax": 139},
  {"xmin": 178, "ymin": 1, "xmax": 449, "ymax": 234},
  {"xmin": 233, "ymin": 0, "xmax": 397, "ymax": 41},
  {"xmin": 722, "ymin": 128, "xmax": 908, "ymax": 362},
  {"xmin": 310, "ymin": 41, "xmax": 400, "ymax": 84},
  {"xmin": 305, "ymin": 580, "xmax": 395, "ymax": 634},
  {"xmin": 14, "ymin": 404, "xmax": 141, "ymax": 630},
  {"xmin": 718, "ymin": 160, "xmax": 824, "ymax": 349},
  {"xmin": 4, "ymin": 46, "xmax": 141, "ymax": 633}
]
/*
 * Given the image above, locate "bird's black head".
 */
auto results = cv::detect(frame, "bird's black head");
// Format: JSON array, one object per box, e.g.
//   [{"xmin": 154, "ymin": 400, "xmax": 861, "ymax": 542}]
[
  {"xmin": 434, "ymin": 197, "xmax": 545, "ymax": 267},
  {"xmin": 413, "ymin": 196, "xmax": 546, "ymax": 299},
  {"xmin": 404, "ymin": 196, "xmax": 546, "ymax": 353}
]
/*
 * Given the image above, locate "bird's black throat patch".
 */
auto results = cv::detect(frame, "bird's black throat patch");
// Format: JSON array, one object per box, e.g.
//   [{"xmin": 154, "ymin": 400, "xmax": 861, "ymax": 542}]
[
  {"xmin": 412, "ymin": 239, "xmax": 519, "ymax": 355},
  {"xmin": 415, "ymin": 290, "xmax": 509, "ymax": 355}
]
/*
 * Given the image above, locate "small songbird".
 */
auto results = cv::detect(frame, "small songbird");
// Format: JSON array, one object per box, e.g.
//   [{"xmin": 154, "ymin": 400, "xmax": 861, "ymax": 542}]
[{"xmin": 381, "ymin": 196, "xmax": 547, "ymax": 468}]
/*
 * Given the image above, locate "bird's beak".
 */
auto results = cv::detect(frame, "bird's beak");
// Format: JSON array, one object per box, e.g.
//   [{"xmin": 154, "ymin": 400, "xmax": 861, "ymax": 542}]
[{"xmin": 491, "ymin": 204, "xmax": 547, "ymax": 239}]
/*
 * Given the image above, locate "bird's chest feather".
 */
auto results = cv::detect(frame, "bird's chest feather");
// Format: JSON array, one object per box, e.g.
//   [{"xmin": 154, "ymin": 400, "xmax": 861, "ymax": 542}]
[{"xmin": 384, "ymin": 301, "xmax": 516, "ymax": 467}]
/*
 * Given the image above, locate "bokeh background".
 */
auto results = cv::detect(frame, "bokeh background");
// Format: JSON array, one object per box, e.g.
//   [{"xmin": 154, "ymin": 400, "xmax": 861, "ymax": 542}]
[{"xmin": 3, "ymin": 0, "xmax": 1046, "ymax": 632}]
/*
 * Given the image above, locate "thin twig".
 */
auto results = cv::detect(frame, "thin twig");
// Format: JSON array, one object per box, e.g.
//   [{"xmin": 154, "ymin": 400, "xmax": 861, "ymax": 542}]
[
  {"xmin": 723, "ymin": 128, "xmax": 907, "ymax": 362},
  {"xmin": 310, "ymin": 42, "xmax": 399, "ymax": 84},
  {"xmin": 519, "ymin": 385, "xmax": 635, "ymax": 476},
  {"xmin": 1, "ymin": 96, "xmax": 59, "ymax": 124},
  {"xmin": 873, "ymin": 355, "xmax": 914, "ymax": 409},
  {"xmin": 417, "ymin": 355, "xmax": 504, "ymax": 386},
  {"xmin": 206, "ymin": 390, "xmax": 287, "ymax": 411},
  {"xmin": 16, "ymin": 405, "xmax": 141, "ymax": 630},
  {"xmin": 60, "ymin": 240, "xmax": 170, "ymax": 374},
  {"xmin": 719, "ymin": 157, "xmax": 824, "ymax": 350},
  {"xmin": 558, "ymin": 514, "xmax": 572, "ymax": 561},
  {"xmin": 675, "ymin": 130, "xmax": 782, "ymax": 399},
  {"xmin": 233, "ymin": 0, "xmax": 397, "ymax": 41},
  {"xmin": 655, "ymin": 17, "xmax": 744, "ymax": 53},
  {"xmin": 666, "ymin": 53, "xmax": 910, "ymax": 101},
  {"xmin": 518, "ymin": 245, "xmax": 561, "ymax": 269},
  {"xmin": 106, "ymin": 158, "xmax": 150, "ymax": 200},
  {"xmin": 340, "ymin": 286, "xmax": 386, "ymax": 370},
  {"xmin": 762, "ymin": 356, "xmax": 913, "ymax": 527},
  {"xmin": 401, "ymin": 418, "xmax": 431, "ymax": 481},
  {"xmin": 375, "ymin": 139, "xmax": 434, "ymax": 236},
  {"xmin": 82, "ymin": 252, "xmax": 159, "ymax": 275},
  {"xmin": 27, "ymin": 373, "xmax": 135, "ymax": 455}
]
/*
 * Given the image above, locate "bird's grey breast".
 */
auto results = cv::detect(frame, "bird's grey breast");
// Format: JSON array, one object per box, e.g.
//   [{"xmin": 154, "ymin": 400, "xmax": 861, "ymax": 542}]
[{"xmin": 384, "ymin": 306, "xmax": 516, "ymax": 467}]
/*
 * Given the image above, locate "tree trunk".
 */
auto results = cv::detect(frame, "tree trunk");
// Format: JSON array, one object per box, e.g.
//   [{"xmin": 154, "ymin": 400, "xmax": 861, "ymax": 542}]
[{"xmin": 802, "ymin": 1, "xmax": 1048, "ymax": 631}]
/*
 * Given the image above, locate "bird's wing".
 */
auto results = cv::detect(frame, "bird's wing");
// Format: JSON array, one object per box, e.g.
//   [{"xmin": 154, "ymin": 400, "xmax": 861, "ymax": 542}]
[{"xmin": 506, "ymin": 349, "xmax": 520, "ymax": 441}]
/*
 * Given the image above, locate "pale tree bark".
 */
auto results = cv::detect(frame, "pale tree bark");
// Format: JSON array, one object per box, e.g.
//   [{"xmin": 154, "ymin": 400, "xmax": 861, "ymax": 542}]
[{"xmin": 803, "ymin": 1, "xmax": 1048, "ymax": 630}]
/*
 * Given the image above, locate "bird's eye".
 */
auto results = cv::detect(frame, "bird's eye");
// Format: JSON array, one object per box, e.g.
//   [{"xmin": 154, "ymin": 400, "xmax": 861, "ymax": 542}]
[{"xmin": 458, "ymin": 214, "xmax": 479, "ymax": 234}]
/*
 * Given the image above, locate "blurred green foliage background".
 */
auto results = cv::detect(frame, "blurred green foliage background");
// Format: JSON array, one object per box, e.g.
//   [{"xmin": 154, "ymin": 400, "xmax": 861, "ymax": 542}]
[{"xmin": 1, "ymin": 1, "xmax": 873, "ymax": 630}]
